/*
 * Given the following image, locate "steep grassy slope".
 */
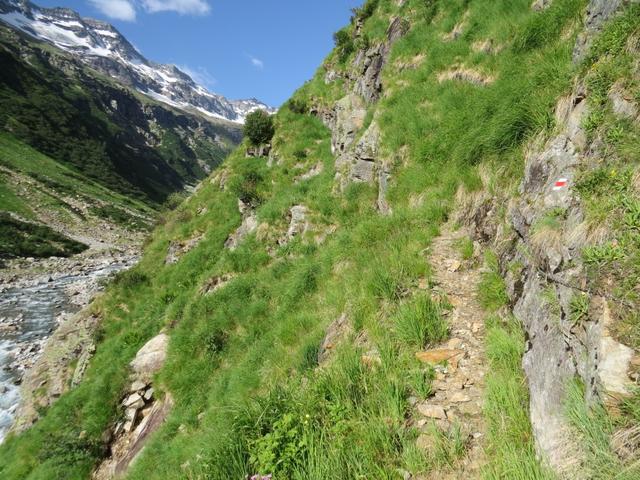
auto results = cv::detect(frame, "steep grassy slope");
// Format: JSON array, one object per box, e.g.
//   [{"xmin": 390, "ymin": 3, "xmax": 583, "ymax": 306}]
[
  {"xmin": 0, "ymin": 0, "xmax": 637, "ymax": 479},
  {"xmin": 0, "ymin": 131, "xmax": 156, "ymax": 255}
]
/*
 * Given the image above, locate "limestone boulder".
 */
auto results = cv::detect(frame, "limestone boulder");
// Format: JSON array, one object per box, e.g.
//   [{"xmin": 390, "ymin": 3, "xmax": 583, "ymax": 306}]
[{"xmin": 130, "ymin": 333, "xmax": 169, "ymax": 382}]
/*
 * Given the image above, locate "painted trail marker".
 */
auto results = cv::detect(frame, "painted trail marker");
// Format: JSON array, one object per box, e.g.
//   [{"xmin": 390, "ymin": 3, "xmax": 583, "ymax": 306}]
[{"xmin": 552, "ymin": 178, "xmax": 568, "ymax": 191}]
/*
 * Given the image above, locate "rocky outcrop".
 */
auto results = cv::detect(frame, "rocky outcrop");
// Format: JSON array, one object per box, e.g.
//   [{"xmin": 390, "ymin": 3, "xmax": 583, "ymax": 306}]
[
  {"xmin": 93, "ymin": 333, "xmax": 171, "ymax": 479},
  {"xmin": 335, "ymin": 121, "xmax": 380, "ymax": 189},
  {"xmin": 129, "ymin": 333, "xmax": 169, "ymax": 384},
  {"xmin": 608, "ymin": 81, "xmax": 639, "ymax": 121},
  {"xmin": 317, "ymin": 313, "xmax": 352, "ymax": 365},
  {"xmin": 279, "ymin": 205, "xmax": 310, "ymax": 245},
  {"xmin": 458, "ymin": 82, "xmax": 637, "ymax": 475},
  {"xmin": 295, "ymin": 162, "xmax": 324, "ymax": 182},
  {"xmin": 165, "ymin": 233, "xmax": 204, "ymax": 265},
  {"xmin": 457, "ymin": 7, "xmax": 639, "ymax": 465},
  {"xmin": 312, "ymin": 16, "xmax": 410, "ymax": 210},
  {"xmin": 246, "ymin": 143, "xmax": 272, "ymax": 158},
  {"xmin": 224, "ymin": 200, "xmax": 258, "ymax": 250},
  {"xmin": 377, "ymin": 160, "xmax": 393, "ymax": 215},
  {"xmin": 327, "ymin": 94, "xmax": 367, "ymax": 155},
  {"xmin": 352, "ymin": 16, "xmax": 409, "ymax": 103},
  {"xmin": 573, "ymin": 0, "xmax": 628, "ymax": 61},
  {"xmin": 531, "ymin": 0, "xmax": 553, "ymax": 11}
]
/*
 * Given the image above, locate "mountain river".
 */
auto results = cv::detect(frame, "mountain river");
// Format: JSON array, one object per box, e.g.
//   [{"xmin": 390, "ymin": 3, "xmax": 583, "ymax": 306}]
[{"xmin": 0, "ymin": 257, "xmax": 136, "ymax": 442}]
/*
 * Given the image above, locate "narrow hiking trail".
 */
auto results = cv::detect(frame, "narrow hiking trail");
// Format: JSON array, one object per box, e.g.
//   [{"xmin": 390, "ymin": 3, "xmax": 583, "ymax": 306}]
[{"xmin": 414, "ymin": 225, "xmax": 487, "ymax": 478}]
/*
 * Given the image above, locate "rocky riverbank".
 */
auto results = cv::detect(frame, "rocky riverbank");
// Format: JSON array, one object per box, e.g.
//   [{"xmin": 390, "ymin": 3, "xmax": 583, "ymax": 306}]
[{"xmin": 0, "ymin": 246, "xmax": 139, "ymax": 442}]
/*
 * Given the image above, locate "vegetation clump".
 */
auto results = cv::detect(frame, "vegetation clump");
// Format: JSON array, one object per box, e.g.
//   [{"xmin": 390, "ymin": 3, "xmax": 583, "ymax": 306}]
[
  {"xmin": 244, "ymin": 109, "xmax": 275, "ymax": 146},
  {"xmin": 333, "ymin": 28, "xmax": 355, "ymax": 63}
]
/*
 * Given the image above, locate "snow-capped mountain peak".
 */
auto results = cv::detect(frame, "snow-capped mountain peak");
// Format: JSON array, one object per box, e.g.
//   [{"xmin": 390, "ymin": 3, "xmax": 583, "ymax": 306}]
[{"xmin": 0, "ymin": 0, "xmax": 275, "ymax": 123}]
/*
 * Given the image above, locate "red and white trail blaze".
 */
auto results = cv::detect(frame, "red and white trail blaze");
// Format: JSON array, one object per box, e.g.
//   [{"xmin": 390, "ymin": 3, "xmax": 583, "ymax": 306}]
[{"xmin": 552, "ymin": 178, "xmax": 568, "ymax": 191}]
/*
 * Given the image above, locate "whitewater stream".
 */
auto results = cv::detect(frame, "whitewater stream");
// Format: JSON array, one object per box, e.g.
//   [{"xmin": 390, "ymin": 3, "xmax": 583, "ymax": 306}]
[{"xmin": 0, "ymin": 258, "xmax": 135, "ymax": 443}]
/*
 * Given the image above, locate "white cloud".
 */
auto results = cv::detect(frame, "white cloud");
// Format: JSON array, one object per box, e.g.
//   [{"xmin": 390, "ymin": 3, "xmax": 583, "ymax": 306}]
[
  {"xmin": 89, "ymin": 0, "xmax": 136, "ymax": 21},
  {"xmin": 141, "ymin": 0, "xmax": 210, "ymax": 15},
  {"xmin": 248, "ymin": 54, "xmax": 264, "ymax": 69},
  {"xmin": 177, "ymin": 65, "xmax": 216, "ymax": 88}
]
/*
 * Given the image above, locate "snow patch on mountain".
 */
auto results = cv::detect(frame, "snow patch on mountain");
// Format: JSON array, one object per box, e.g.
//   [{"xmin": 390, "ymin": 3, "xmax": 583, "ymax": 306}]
[{"xmin": 0, "ymin": 0, "xmax": 274, "ymax": 123}]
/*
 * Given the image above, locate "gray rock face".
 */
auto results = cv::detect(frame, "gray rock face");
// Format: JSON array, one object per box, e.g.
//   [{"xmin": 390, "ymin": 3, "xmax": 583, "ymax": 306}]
[
  {"xmin": 353, "ymin": 45, "xmax": 387, "ymax": 104},
  {"xmin": 377, "ymin": 162, "xmax": 392, "ymax": 215},
  {"xmin": 335, "ymin": 121, "xmax": 381, "ymax": 189},
  {"xmin": 573, "ymin": 0, "xmax": 630, "ymax": 61},
  {"xmin": 225, "ymin": 215, "xmax": 258, "ymax": 250},
  {"xmin": 330, "ymin": 94, "xmax": 367, "ymax": 155},
  {"xmin": 531, "ymin": 0, "xmax": 553, "ymax": 10},
  {"xmin": 224, "ymin": 205, "xmax": 258, "ymax": 251},
  {"xmin": 318, "ymin": 313, "xmax": 352, "ymax": 365},
  {"xmin": 608, "ymin": 82, "xmax": 639, "ymax": 121},
  {"xmin": 460, "ymin": 82, "xmax": 638, "ymax": 476},
  {"xmin": 246, "ymin": 143, "xmax": 272, "ymax": 158},
  {"xmin": 279, "ymin": 205, "xmax": 310, "ymax": 245},
  {"xmin": 312, "ymin": 16, "xmax": 408, "ymax": 210},
  {"xmin": 508, "ymin": 88, "xmax": 609, "ymax": 473},
  {"xmin": 352, "ymin": 16, "xmax": 409, "ymax": 103}
]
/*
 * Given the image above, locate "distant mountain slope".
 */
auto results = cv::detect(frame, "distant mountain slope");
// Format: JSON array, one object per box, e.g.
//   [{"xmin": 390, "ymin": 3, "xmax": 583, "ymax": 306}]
[
  {"xmin": 0, "ymin": 0, "xmax": 275, "ymax": 123},
  {"xmin": 0, "ymin": 22, "xmax": 242, "ymax": 204},
  {"xmin": 0, "ymin": 17, "xmax": 246, "ymax": 258}
]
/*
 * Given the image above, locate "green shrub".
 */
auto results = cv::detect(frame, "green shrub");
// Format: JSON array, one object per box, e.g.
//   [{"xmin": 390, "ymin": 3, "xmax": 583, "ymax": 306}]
[
  {"xmin": 286, "ymin": 98, "xmax": 308, "ymax": 114},
  {"xmin": 229, "ymin": 163, "xmax": 265, "ymax": 207},
  {"xmin": 249, "ymin": 412, "xmax": 308, "ymax": 476},
  {"xmin": 293, "ymin": 149, "xmax": 307, "ymax": 160},
  {"xmin": 244, "ymin": 110, "xmax": 275, "ymax": 146},
  {"xmin": 112, "ymin": 269, "xmax": 149, "ymax": 288},
  {"xmin": 164, "ymin": 191, "xmax": 187, "ymax": 210},
  {"xmin": 333, "ymin": 28, "xmax": 355, "ymax": 63},
  {"xmin": 422, "ymin": 0, "xmax": 439, "ymax": 23}
]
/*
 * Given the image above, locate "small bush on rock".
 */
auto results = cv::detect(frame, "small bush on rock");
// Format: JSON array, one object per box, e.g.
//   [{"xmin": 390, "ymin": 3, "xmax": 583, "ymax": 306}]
[
  {"xmin": 333, "ymin": 28, "xmax": 355, "ymax": 63},
  {"xmin": 286, "ymin": 98, "xmax": 308, "ymax": 114},
  {"xmin": 244, "ymin": 110, "xmax": 275, "ymax": 146}
]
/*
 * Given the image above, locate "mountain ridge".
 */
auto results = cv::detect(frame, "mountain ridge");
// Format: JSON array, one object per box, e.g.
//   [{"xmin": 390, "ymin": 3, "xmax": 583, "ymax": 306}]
[{"xmin": 0, "ymin": 0, "xmax": 275, "ymax": 123}]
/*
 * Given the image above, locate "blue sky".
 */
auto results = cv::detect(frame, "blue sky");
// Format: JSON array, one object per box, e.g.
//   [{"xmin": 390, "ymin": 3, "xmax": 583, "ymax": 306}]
[{"xmin": 36, "ymin": 0, "xmax": 362, "ymax": 106}]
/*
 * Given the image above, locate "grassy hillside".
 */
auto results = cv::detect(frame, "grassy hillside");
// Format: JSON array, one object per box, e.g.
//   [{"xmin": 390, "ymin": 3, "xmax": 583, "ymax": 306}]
[
  {"xmin": 0, "ymin": 131, "xmax": 154, "ymax": 257},
  {"xmin": 0, "ymin": 0, "xmax": 638, "ymax": 478}
]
